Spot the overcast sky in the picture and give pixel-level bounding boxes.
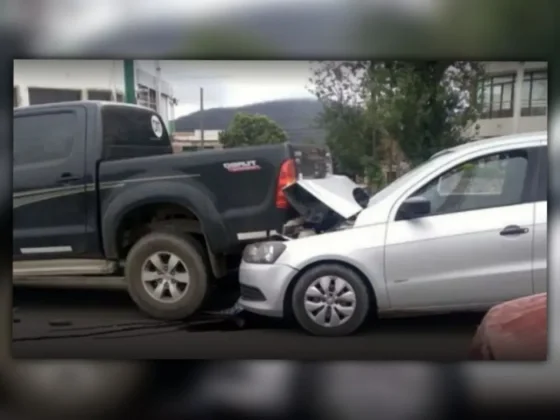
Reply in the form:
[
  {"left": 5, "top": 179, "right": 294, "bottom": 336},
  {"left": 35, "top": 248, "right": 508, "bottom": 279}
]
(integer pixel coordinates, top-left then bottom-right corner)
[{"left": 136, "top": 60, "right": 316, "bottom": 117}]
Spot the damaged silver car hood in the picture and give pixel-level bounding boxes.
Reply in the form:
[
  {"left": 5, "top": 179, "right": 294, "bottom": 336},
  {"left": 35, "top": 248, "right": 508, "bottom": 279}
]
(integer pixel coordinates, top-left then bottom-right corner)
[{"left": 284, "top": 175, "right": 365, "bottom": 219}]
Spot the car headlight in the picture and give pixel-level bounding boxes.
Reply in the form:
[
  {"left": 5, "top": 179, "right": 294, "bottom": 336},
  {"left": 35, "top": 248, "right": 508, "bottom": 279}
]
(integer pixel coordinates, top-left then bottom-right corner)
[{"left": 242, "top": 241, "right": 287, "bottom": 264}]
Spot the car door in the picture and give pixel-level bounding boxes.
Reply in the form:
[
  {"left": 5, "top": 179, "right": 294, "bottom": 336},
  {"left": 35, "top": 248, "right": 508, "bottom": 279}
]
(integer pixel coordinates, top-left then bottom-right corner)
[
  {"left": 13, "top": 107, "right": 88, "bottom": 260},
  {"left": 384, "top": 145, "right": 539, "bottom": 310},
  {"left": 532, "top": 145, "right": 547, "bottom": 293}
]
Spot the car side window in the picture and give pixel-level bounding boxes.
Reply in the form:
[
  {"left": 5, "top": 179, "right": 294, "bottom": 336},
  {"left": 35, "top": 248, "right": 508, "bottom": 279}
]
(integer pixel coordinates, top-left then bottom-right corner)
[
  {"left": 408, "top": 149, "right": 530, "bottom": 217},
  {"left": 536, "top": 146, "right": 547, "bottom": 202},
  {"left": 14, "top": 112, "right": 76, "bottom": 166}
]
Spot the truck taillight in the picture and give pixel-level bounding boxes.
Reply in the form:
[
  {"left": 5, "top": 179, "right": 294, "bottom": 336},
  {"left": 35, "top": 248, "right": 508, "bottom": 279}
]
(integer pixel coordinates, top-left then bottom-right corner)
[{"left": 276, "top": 159, "right": 297, "bottom": 209}]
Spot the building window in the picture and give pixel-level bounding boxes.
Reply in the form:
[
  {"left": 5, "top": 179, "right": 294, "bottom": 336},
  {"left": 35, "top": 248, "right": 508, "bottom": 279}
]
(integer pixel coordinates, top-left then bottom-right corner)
[
  {"left": 13, "top": 86, "right": 19, "bottom": 107},
  {"left": 149, "top": 88, "right": 157, "bottom": 111},
  {"left": 136, "top": 84, "right": 149, "bottom": 107},
  {"left": 136, "top": 84, "right": 157, "bottom": 111},
  {"left": 478, "top": 74, "right": 515, "bottom": 119},
  {"left": 87, "top": 89, "right": 112, "bottom": 101},
  {"left": 28, "top": 87, "right": 82, "bottom": 105},
  {"left": 521, "top": 71, "right": 547, "bottom": 117}
]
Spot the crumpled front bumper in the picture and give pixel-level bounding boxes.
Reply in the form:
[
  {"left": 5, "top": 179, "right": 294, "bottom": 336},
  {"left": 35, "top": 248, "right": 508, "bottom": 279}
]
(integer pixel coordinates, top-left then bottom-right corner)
[{"left": 237, "top": 262, "right": 298, "bottom": 318}]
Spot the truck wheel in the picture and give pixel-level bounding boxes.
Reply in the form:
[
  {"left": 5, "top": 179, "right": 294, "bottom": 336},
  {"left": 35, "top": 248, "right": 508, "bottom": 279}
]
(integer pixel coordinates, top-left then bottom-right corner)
[
  {"left": 291, "top": 264, "right": 370, "bottom": 336},
  {"left": 125, "top": 232, "right": 208, "bottom": 320}
]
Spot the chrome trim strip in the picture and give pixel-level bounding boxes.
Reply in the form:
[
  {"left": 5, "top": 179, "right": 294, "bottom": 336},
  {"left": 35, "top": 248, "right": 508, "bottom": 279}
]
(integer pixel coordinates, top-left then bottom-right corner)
[{"left": 20, "top": 246, "right": 73, "bottom": 254}]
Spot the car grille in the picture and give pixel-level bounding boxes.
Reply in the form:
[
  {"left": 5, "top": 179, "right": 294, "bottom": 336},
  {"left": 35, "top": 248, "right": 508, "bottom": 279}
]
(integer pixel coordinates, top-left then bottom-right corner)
[{"left": 240, "top": 285, "right": 266, "bottom": 302}]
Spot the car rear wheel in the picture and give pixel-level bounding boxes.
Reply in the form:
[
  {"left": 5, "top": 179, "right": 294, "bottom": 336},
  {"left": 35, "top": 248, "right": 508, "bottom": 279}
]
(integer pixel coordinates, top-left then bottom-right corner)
[
  {"left": 291, "top": 264, "right": 370, "bottom": 336},
  {"left": 125, "top": 231, "right": 208, "bottom": 320}
]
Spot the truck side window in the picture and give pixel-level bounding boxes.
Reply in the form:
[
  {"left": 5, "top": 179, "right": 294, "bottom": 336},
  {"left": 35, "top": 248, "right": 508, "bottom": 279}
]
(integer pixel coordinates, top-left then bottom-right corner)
[
  {"left": 409, "top": 149, "right": 530, "bottom": 217},
  {"left": 13, "top": 112, "right": 76, "bottom": 166}
]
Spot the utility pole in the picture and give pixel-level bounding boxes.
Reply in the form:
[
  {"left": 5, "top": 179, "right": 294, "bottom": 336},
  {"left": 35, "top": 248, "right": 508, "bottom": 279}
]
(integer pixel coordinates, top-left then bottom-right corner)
[
  {"left": 124, "top": 60, "right": 136, "bottom": 104},
  {"left": 169, "top": 98, "right": 177, "bottom": 134},
  {"left": 199, "top": 87, "right": 205, "bottom": 150},
  {"left": 155, "top": 60, "right": 161, "bottom": 114}
]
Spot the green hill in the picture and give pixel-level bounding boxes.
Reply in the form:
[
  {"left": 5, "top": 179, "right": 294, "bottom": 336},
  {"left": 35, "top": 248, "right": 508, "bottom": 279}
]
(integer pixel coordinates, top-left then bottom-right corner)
[{"left": 173, "top": 98, "right": 326, "bottom": 144}]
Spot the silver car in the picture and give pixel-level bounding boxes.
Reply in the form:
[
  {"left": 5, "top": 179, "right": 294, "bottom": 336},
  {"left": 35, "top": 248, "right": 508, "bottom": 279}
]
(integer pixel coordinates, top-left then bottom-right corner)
[{"left": 238, "top": 132, "right": 548, "bottom": 336}]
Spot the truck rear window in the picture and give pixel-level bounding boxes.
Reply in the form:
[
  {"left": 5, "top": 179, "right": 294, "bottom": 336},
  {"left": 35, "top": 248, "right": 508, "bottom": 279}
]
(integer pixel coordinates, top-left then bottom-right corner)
[{"left": 101, "top": 105, "right": 172, "bottom": 160}]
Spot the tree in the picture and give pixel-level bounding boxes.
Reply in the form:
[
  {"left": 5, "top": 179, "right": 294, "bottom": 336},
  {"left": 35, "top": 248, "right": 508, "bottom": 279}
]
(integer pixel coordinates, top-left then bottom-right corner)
[
  {"left": 309, "top": 60, "right": 484, "bottom": 186},
  {"left": 308, "top": 61, "right": 373, "bottom": 179},
  {"left": 219, "top": 112, "right": 288, "bottom": 148},
  {"left": 365, "top": 61, "right": 484, "bottom": 166}
]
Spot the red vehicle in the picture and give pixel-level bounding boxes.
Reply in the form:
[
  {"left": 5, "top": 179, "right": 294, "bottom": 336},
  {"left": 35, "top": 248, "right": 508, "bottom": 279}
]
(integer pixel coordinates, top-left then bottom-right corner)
[{"left": 469, "top": 293, "right": 547, "bottom": 360}]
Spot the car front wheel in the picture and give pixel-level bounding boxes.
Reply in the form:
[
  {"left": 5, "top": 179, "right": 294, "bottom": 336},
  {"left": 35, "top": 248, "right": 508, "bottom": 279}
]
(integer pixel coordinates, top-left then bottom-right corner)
[{"left": 291, "top": 264, "right": 371, "bottom": 336}]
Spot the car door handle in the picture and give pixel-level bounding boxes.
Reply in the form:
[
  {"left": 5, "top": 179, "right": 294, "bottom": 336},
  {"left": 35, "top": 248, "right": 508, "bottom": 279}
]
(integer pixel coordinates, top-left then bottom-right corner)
[
  {"left": 500, "top": 225, "right": 529, "bottom": 236},
  {"left": 57, "top": 173, "right": 80, "bottom": 184}
]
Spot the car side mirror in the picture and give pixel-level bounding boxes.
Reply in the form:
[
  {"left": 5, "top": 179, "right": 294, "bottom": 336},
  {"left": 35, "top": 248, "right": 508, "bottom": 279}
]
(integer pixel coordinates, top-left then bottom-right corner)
[
  {"left": 398, "top": 196, "right": 431, "bottom": 220},
  {"left": 352, "top": 187, "right": 370, "bottom": 209}
]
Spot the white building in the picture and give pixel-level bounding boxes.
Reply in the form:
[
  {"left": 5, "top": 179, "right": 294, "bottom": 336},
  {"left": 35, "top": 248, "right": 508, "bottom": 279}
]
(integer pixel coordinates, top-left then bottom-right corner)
[
  {"left": 13, "top": 60, "right": 178, "bottom": 130},
  {"left": 469, "top": 61, "right": 547, "bottom": 139},
  {"left": 172, "top": 130, "right": 223, "bottom": 152}
]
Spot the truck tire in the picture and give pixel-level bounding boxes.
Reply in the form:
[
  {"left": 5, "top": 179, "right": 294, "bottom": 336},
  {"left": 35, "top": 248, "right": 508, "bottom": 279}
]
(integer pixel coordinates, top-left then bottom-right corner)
[
  {"left": 125, "top": 231, "right": 208, "bottom": 320},
  {"left": 291, "top": 263, "right": 370, "bottom": 336}
]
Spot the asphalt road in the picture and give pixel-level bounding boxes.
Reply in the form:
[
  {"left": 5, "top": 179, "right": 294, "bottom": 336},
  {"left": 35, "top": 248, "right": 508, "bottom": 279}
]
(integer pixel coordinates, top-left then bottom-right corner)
[{"left": 12, "top": 287, "right": 484, "bottom": 360}]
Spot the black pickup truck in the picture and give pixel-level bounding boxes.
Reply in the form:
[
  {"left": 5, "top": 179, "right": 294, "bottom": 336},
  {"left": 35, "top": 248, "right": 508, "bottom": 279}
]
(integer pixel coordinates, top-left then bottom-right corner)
[{"left": 13, "top": 101, "right": 332, "bottom": 319}]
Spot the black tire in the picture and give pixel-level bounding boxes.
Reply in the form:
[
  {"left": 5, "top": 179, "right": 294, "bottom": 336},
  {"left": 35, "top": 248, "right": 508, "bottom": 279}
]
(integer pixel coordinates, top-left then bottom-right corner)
[
  {"left": 125, "top": 231, "right": 208, "bottom": 320},
  {"left": 291, "top": 264, "right": 371, "bottom": 336}
]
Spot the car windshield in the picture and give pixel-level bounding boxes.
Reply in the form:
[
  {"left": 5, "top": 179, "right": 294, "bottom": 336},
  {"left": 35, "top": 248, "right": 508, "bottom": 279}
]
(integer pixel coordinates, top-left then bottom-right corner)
[{"left": 366, "top": 150, "right": 456, "bottom": 208}]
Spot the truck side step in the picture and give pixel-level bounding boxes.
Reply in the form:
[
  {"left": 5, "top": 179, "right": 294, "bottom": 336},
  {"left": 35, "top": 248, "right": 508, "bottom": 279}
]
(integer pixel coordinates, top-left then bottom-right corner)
[
  {"left": 13, "top": 259, "right": 118, "bottom": 277},
  {"left": 13, "top": 275, "right": 126, "bottom": 289}
]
